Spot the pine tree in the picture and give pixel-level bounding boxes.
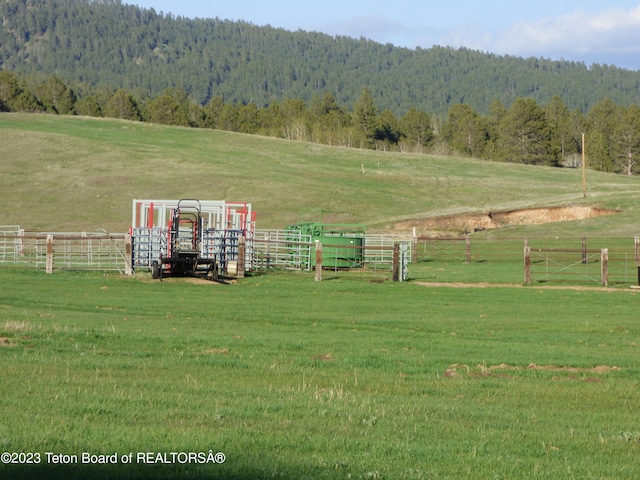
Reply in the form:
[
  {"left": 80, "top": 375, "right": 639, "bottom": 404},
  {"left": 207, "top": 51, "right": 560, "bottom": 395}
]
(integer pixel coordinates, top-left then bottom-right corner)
[
  {"left": 498, "top": 98, "right": 549, "bottom": 165},
  {"left": 442, "top": 103, "right": 485, "bottom": 157},
  {"left": 587, "top": 98, "right": 618, "bottom": 172},
  {"left": 611, "top": 105, "right": 640, "bottom": 175},
  {"left": 544, "top": 96, "right": 576, "bottom": 166},
  {"left": 399, "top": 107, "right": 432, "bottom": 152},
  {"left": 104, "top": 89, "right": 141, "bottom": 121},
  {"left": 352, "top": 87, "right": 379, "bottom": 148},
  {"left": 34, "top": 76, "right": 76, "bottom": 114}
]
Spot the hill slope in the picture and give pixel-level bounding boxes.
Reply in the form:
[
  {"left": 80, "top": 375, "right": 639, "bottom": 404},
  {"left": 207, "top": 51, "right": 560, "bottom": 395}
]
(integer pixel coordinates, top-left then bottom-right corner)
[
  {"left": 2, "top": 113, "right": 640, "bottom": 237},
  {"left": 2, "top": 0, "right": 640, "bottom": 116}
]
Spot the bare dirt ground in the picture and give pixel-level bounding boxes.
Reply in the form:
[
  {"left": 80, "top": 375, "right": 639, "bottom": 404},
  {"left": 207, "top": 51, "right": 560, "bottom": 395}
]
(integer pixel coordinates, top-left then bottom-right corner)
[
  {"left": 444, "top": 362, "right": 621, "bottom": 379},
  {"left": 412, "top": 282, "right": 621, "bottom": 291},
  {"left": 140, "top": 277, "right": 235, "bottom": 285},
  {"left": 392, "top": 205, "right": 620, "bottom": 236}
]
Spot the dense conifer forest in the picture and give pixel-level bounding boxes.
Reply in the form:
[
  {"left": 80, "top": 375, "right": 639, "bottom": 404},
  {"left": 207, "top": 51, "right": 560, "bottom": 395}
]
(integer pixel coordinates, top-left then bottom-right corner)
[{"left": 2, "top": 0, "right": 640, "bottom": 174}]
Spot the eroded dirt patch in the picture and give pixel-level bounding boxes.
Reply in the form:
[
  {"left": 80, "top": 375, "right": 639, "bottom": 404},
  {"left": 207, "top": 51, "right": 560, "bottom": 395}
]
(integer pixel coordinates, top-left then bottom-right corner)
[
  {"left": 394, "top": 206, "right": 620, "bottom": 236},
  {"left": 445, "top": 362, "right": 620, "bottom": 379},
  {"left": 0, "top": 337, "right": 15, "bottom": 347},
  {"left": 201, "top": 348, "right": 229, "bottom": 355},
  {"left": 413, "top": 282, "right": 617, "bottom": 291}
]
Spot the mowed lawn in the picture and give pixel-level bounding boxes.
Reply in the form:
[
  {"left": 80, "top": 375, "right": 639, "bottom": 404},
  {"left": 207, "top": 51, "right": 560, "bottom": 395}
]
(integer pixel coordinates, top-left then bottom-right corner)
[{"left": 1, "top": 268, "right": 639, "bottom": 479}]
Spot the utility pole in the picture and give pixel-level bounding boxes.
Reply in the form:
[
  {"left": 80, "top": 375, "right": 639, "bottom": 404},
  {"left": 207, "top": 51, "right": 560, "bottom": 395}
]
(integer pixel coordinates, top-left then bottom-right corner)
[{"left": 582, "top": 132, "right": 587, "bottom": 198}]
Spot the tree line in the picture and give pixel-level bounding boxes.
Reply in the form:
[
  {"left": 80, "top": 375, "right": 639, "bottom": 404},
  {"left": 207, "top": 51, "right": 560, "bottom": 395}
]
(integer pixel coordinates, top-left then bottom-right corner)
[
  {"left": 1, "top": 71, "right": 638, "bottom": 175},
  {"left": 3, "top": 0, "right": 640, "bottom": 119}
]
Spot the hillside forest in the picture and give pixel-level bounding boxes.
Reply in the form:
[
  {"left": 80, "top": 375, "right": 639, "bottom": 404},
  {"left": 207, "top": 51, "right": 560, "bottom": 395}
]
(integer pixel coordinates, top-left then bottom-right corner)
[{"left": 1, "top": 0, "right": 640, "bottom": 174}]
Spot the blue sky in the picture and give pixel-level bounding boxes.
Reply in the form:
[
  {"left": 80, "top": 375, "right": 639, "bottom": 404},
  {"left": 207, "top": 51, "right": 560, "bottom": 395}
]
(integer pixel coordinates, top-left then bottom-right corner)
[{"left": 133, "top": 1, "right": 640, "bottom": 70}]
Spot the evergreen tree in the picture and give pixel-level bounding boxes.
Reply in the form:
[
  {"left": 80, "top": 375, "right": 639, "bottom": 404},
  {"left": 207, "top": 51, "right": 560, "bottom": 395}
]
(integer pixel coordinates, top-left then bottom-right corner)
[
  {"left": 587, "top": 98, "right": 617, "bottom": 172},
  {"left": 442, "top": 103, "right": 486, "bottom": 157},
  {"left": 218, "top": 103, "right": 239, "bottom": 132},
  {"left": 0, "top": 71, "right": 20, "bottom": 111},
  {"left": 237, "top": 102, "right": 260, "bottom": 134},
  {"left": 146, "top": 92, "right": 190, "bottom": 126},
  {"left": 4, "top": 0, "right": 640, "bottom": 119},
  {"left": 257, "top": 101, "right": 284, "bottom": 137},
  {"left": 569, "top": 108, "right": 587, "bottom": 167},
  {"left": 544, "top": 96, "right": 576, "bottom": 166},
  {"left": 399, "top": 107, "right": 432, "bottom": 152},
  {"left": 34, "top": 75, "right": 76, "bottom": 114},
  {"left": 309, "top": 93, "right": 350, "bottom": 145},
  {"left": 352, "top": 87, "right": 379, "bottom": 148},
  {"left": 497, "top": 98, "right": 550, "bottom": 165},
  {"left": 74, "top": 95, "right": 102, "bottom": 117},
  {"left": 104, "top": 88, "right": 141, "bottom": 121},
  {"left": 203, "top": 96, "right": 225, "bottom": 129},
  {"left": 611, "top": 105, "right": 640, "bottom": 175},
  {"left": 482, "top": 100, "right": 507, "bottom": 160},
  {"left": 587, "top": 130, "right": 613, "bottom": 172}
]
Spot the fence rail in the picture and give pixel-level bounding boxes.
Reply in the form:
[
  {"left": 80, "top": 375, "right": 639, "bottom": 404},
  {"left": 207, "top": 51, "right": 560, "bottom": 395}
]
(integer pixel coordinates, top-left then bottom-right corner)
[
  {"left": 0, "top": 231, "right": 131, "bottom": 273},
  {"left": 251, "top": 230, "right": 412, "bottom": 272},
  {"left": 415, "top": 235, "right": 640, "bottom": 286},
  {"left": 525, "top": 237, "right": 640, "bottom": 286},
  {"left": 3, "top": 225, "right": 639, "bottom": 286}
]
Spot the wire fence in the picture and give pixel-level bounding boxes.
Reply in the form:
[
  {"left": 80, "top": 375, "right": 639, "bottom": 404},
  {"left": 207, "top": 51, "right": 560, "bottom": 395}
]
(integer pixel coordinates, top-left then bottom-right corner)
[
  {"left": 3, "top": 224, "right": 639, "bottom": 286},
  {"left": 414, "top": 236, "right": 640, "bottom": 286}
]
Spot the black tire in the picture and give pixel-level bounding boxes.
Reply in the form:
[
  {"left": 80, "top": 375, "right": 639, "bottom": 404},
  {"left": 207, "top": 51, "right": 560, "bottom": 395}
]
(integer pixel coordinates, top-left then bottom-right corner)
[{"left": 151, "top": 261, "right": 160, "bottom": 279}]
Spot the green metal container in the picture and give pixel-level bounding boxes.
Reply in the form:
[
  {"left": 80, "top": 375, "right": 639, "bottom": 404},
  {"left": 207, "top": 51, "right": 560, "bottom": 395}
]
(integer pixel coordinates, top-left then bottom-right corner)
[
  {"left": 317, "top": 234, "right": 364, "bottom": 268},
  {"left": 286, "top": 222, "right": 365, "bottom": 269}
]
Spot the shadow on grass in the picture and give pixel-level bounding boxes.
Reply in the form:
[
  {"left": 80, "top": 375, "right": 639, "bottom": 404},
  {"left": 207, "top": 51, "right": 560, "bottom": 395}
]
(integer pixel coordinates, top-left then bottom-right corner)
[{"left": 2, "top": 463, "right": 274, "bottom": 480}]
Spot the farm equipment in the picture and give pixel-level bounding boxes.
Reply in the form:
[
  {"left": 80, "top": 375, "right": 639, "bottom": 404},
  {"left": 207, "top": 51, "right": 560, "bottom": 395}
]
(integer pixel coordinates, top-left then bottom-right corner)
[{"left": 151, "top": 199, "right": 219, "bottom": 281}]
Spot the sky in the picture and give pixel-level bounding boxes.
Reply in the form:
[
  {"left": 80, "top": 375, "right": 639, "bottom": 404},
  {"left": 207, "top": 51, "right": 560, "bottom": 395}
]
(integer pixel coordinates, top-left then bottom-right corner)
[{"left": 133, "top": 1, "right": 640, "bottom": 70}]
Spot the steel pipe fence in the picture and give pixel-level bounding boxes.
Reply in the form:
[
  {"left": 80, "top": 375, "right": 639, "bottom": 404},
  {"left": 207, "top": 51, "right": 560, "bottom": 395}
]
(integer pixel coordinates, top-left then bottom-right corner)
[
  {"left": 251, "top": 230, "right": 412, "bottom": 272},
  {"left": 0, "top": 231, "right": 130, "bottom": 273},
  {"left": 252, "top": 230, "right": 313, "bottom": 270},
  {"left": 3, "top": 224, "right": 639, "bottom": 286}
]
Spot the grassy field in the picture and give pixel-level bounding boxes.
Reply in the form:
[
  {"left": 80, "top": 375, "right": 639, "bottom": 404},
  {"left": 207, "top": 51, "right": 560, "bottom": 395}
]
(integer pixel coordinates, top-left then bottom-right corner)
[
  {"left": 1, "top": 113, "right": 640, "bottom": 479},
  {"left": 2, "top": 113, "right": 640, "bottom": 237},
  {"left": 1, "top": 268, "right": 639, "bottom": 479}
]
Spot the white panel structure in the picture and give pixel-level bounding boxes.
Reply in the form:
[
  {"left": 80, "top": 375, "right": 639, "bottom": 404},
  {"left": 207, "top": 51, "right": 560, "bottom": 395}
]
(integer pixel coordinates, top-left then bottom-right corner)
[{"left": 130, "top": 199, "right": 255, "bottom": 273}]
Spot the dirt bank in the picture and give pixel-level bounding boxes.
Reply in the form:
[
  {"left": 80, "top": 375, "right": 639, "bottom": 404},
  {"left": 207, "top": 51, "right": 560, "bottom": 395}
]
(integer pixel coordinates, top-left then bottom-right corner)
[{"left": 392, "top": 206, "right": 620, "bottom": 236}]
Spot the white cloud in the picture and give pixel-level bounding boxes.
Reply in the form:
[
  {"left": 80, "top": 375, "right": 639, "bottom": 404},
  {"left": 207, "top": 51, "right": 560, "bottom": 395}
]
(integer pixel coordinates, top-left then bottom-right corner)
[{"left": 440, "top": 6, "right": 640, "bottom": 67}]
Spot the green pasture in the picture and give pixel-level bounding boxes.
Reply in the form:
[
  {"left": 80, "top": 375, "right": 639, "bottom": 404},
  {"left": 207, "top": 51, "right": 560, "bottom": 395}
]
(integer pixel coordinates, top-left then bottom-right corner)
[
  {"left": 2, "top": 113, "right": 640, "bottom": 237},
  {"left": 1, "top": 113, "right": 640, "bottom": 478},
  {"left": 1, "top": 268, "right": 639, "bottom": 479}
]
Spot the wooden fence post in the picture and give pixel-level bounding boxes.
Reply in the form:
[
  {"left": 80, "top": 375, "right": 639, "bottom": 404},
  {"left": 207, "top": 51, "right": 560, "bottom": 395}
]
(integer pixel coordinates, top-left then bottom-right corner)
[
  {"left": 46, "top": 234, "right": 54, "bottom": 274},
  {"left": 412, "top": 227, "right": 417, "bottom": 263},
  {"left": 266, "top": 231, "right": 272, "bottom": 268},
  {"left": 315, "top": 242, "right": 322, "bottom": 282},
  {"left": 524, "top": 245, "right": 531, "bottom": 285},
  {"left": 237, "top": 236, "right": 246, "bottom": 278},
  {"left": 465, "top": 236, "right": 471, "bottom": 264},
  {"left": 19, "top": 228, "right": 25, "bottom": 256},
  {"left": 601, "top": 248, "right": 608, "bottom": 286},
  {"left": 124, "top": 234, "right": 133, "bottom": 275},
  {"left": 582, "top": 237, "right": 587, "bottom": 264},
  {"left": 392, "top": 243, "right": 400, "bottom": 282}
]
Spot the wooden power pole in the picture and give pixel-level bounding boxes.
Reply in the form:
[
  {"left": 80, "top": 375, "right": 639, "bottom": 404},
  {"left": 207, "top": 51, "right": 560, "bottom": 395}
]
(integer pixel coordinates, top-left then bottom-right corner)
[{"left": 582, "top": 132, "right": 586, "bottom": 198}]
